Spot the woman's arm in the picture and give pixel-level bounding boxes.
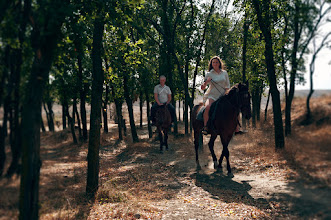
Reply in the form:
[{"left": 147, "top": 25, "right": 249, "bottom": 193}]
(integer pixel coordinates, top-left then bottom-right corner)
[{"left": 201, "top": 77, "right": 212, "bottom": 90}]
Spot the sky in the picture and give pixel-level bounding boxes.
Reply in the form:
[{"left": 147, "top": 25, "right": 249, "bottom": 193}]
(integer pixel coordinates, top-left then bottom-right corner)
[{"left": 296, "top": 37, "right": 331, "bottom": 90}]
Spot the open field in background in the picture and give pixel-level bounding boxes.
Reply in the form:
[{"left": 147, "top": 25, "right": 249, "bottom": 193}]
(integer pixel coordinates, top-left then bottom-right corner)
[{"left": 0, "top": 91, "right": 330, "bottom": 219}]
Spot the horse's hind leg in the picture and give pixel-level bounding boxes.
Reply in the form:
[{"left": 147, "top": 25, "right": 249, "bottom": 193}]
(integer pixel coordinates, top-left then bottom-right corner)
[
  {"left": 158, "top": 129, "right": 164, "bottom": 152},
  {"left": 208, "top": 134, "right": 218, "bottom": 170},
  {"left": 164, "top": 129, "right": 169, "bottom": 150},
  {"left": 193, "top": 128, "right": 201, "bottom": 170}
]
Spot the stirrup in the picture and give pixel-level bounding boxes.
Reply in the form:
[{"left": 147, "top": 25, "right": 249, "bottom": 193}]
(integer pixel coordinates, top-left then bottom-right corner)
[{"left": 201, "top": 126, "right": 208, "bottom": 135}]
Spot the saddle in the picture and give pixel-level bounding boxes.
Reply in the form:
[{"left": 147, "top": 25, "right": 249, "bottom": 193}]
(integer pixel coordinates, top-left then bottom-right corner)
[{"left": 196, "top": 101, "right": 220, "bottom": 130}]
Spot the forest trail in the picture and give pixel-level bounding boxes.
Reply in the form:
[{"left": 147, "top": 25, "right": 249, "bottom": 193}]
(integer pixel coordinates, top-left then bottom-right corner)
[
  {"left": 1, "top": 95, "right": 331, "bottom": 219},
  {"left": 87, "top": 124, "right": 331, "bottom": 219}
]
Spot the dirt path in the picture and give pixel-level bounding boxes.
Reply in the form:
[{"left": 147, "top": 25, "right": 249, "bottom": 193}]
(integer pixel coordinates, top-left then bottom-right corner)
[
  {"left": 1, "top": 124, "right": 330, "bottom": 219},
  {"left": 88, "top": 126, "right": 331, "bottom": 219}
]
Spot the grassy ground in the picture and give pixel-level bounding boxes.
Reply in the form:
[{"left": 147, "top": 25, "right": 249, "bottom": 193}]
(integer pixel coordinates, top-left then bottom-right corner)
[{"left": 0, "top": 94, "right": 330, "bottom": 219}]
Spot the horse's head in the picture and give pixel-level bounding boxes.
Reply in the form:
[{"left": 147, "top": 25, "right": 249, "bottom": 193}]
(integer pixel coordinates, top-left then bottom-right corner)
[{"left": 237, "top": 81, "right": 252, "bottom": 120}]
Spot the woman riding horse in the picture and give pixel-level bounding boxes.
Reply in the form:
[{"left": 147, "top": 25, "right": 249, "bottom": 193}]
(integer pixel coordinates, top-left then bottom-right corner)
[
  {"left": 192, "top": 81, "right": 252, "bottom": 174},
  {"left": 201, "top": 56, "right": 241, "bottom": 135}
]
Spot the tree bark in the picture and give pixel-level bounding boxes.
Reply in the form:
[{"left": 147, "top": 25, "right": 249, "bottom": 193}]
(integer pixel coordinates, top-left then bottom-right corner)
[
  {"left": 252, "top": 0, "right": 284, "bottom": 149},
  {"left": 139, "top": 90, "right": 143, "bottom": 128},
  {"left": 103, "top": 84, "right": 109, "bottom": 133},
  {"left": 86, "top": 14, "right": 105, "bottom": 198},
  {"left": 123, "top": 71, "right": 139, "bottom": 142},
  {"left": 19, "top": 15, "right": 62, "bottom": 220},
  {"left": 145, "top": 89, "right": 153, "bottom": 138}
]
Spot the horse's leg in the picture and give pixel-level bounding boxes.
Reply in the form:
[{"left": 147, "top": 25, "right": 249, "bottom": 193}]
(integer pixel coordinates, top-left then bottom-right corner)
[
  {"left": 208, "top": 134, "right": 218, "bottom": 170},
  {"left": 198, "top": 133, "right": 203, "bottom": 151},
  {"left": 193, "top": 127, "right": 202, "bottom": 170},
  {"left": 219, "top": 135, "right": 233, "bottom": 175},
  {"left": 164, "top": 129, "right": 169, "bottom": 150},
  {"left": 158, "top": 128, "right": 163, "bottom": 152},
  {"left": 223, "top": 144, "right": 231, "bottom": 175}
]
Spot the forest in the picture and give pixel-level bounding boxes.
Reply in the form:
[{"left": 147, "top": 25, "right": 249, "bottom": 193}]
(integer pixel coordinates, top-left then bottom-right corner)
[{"left": 0, "top": 0, "right": 331, "bottom": 219}]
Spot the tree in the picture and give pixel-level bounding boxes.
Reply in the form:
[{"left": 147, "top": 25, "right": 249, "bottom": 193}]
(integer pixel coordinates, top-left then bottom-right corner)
[
  {"left": 86, "top": 10, "right": 105, "bottom": 198},
  {"left": 285, "top": 0, "right": 331, "bottom": 135},
  {"left": 251, "top": 0, "right": 285, "bottom": 149},
  {"left": 306, "top": 32, "right": 331, "bottom": 121},
  {"left": 19, "top": 1, "right": 74, "bottom": 218}
]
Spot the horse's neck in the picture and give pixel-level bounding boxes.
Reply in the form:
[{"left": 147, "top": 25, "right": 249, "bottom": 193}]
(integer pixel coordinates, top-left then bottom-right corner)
[{"left": 226, "top": 92, "right": 240, "bottom": 108}]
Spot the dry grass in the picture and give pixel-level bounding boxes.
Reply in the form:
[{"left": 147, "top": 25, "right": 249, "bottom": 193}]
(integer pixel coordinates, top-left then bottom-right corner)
[{"left": 0, "top": 94, "right": 330, "bottom": 219}]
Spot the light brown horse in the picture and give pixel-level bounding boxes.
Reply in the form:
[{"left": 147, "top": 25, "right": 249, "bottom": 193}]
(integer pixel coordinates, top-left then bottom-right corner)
[
  {"left": 192, "top": 82, "right": 252, "bottom": 174},
  {"left": 155, "top": 104, "right": 172, "bottom": 152}
]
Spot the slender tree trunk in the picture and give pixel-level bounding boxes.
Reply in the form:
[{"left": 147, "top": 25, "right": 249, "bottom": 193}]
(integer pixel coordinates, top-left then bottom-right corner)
[
  {"left": 86, "top": 14, "right": 104, "bottom": 198},
  {"left": 103, "top": 85, "right": 109, "bottom": 133},
  {"left": 0, "top": 47, "right": 11, "bottom": 176},
  {"left": 264, "top": 90, "right": 271, "bottom": 121},
  {"left": 242, "top": 16, "right": 249, "bottom": 130},
  {"left": 145, "top": 89, "right": 152, "bottom": 138},
  {"left": 285, "top": 2, "right": 300, "bottom": 136},
  {"left": 111, "top": 84, "right": 123, "bottom": 140},
  {"left": 306, "top": 33, "right": 331, "bottom": 121},
  {"left": 139, "top": 90, "right": 143, "bottom": 128},
  {"left": 62, "top": 103, "right": 67, "bottom": 130},
  {"left": 191, "top": 0, "right": 215, "bottom": 105},
  {"left": 76, "top": 40, "right": 88, "bottom": 141},
  {"left": 252, "top": 0, "right": 284, "bottom": 149},
  {"left": 74, "top": 102, "right": 82, "bottom": 139},
  {"left": 19, "top": 15, "right": 62, "bottom": 220},
  {"left": 123, "top": 72, "right": 139, "bottom": 142}
]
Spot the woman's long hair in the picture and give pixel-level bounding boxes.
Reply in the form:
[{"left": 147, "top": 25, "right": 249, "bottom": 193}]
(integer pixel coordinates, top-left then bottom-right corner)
[{"left": 208, "top": 56, "right": 225, "bottom": 71}]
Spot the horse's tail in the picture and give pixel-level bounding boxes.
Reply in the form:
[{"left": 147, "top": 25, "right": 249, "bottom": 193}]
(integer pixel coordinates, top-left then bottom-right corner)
[{"left": 191, "top": 103, "right": 204, "bottom": 123}]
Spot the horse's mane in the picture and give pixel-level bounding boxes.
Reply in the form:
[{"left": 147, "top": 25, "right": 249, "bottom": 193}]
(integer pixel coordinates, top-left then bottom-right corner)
[{"left": 215, "top": 83, "right": 239, "bottom": 103}]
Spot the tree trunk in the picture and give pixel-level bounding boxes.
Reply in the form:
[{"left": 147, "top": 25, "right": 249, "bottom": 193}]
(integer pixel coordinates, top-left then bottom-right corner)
[
  {"left": 86, "top": 14, "right": 104, "bottom": 198},
  {"left": 242, "top": 15, "right": 249, "bottom": 130},
  {"left": 19, "top": 15, "right": 62, "bottom": 220},
  {"left": 285, "top": 2, "right": 300, "bottom": 136},
  {"left": 62, "top": 103, "right": 67, "bottom": 130},
  {"left": 264, "top": 89, "right": 271, "bottom": 122},
  {"left": 111, "top": 84, "right": 123, "bottom": 140},
  {"left": 103, "top": 84, "right": 109, "bottom": 133},
  {"left": 75, "top": 39, "right": 88, "bottom": 141},
  {"left": 145, "top": 89, "right": 152, "bottom": 138},
  {"left": 252, "top": 0, "right": 284, "bottom": 149},
  {"left": 0, "top": 47, "right": 11, "bottom": 176},
  {"left": 139, "top": 90, "right": 143, "bottom": 128},
  {"left": 123, "top": 72, "right": 139, "bottom": 142},
  {"left": 74, "top": 101, "right": 82, "bottom": 139},
  {"left": 43, "top": 102, "right": 54, "bottom": 132}
]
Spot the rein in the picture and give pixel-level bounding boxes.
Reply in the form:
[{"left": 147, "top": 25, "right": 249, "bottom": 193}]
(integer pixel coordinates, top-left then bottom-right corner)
[{"left": 210, "top": 79, "right": 226, "bottom": 94}]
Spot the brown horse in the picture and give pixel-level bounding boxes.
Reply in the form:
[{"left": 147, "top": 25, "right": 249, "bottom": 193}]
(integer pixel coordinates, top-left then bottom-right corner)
[
  {"left": 192, "top": 82, "right": 252, "bottom": 174},
  {"left": 155, "top": 104, "right": 172, "bottom": 152}
]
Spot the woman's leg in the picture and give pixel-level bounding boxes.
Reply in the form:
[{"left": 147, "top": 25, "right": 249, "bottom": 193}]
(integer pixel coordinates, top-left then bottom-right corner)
[{"left": 203, "top": 98, "right": 215, "bottom": 127}]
